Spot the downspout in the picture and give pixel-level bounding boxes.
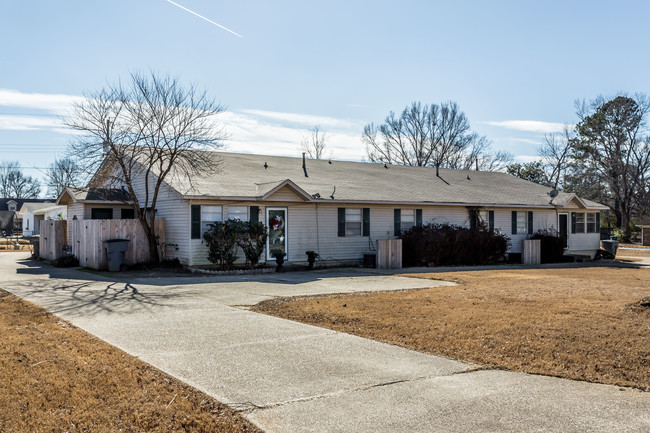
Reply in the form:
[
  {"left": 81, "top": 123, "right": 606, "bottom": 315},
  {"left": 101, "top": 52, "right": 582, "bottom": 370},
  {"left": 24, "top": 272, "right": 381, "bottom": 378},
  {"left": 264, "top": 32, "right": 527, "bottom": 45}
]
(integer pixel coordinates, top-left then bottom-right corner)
[{"left": 315, "top": 202, "right": 321, "bottom": 256}]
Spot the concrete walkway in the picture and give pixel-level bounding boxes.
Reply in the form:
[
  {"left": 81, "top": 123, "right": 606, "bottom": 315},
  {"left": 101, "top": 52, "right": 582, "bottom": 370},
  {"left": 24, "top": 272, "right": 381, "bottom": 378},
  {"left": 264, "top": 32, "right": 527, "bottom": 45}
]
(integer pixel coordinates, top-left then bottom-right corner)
[{"left": 1, "top": 253, "right": 649, "bottom": 432}]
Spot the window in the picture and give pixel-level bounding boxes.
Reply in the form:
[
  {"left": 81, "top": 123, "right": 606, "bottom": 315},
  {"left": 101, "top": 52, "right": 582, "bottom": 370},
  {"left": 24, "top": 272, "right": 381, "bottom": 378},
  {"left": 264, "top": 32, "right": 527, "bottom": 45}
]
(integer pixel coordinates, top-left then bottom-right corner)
[
  {"left": 201, "top": 205, "right": 222, "bottom": 234},
  {"left": 401, "top": 209, "right": 415, "bottom": 232},
  {"left": 121, "top": 208, "right": 135, "bottom": 219},
  {"left": 345, "top": 208, "right": 362, "bottom": 236},
  {"left": 480, "top": 210, "right": 495, "bottom": 231},
  {"left": 91, "top": 208, "right": 113, "bottom": 220},
  {"left": 575, "top": 212, "right": 585, "bottom": 233},
  {"left": 8, "top": 203, "right": 16, "bottom": 211},
  {"left": 228, "top": 206, "right": 248, "bottom": 221},
  {"left": 586, "top": 213, "right": 597, "bottom": 233},
  {"left": 517, "top": 212, "right": 527, "bottom": 234}
]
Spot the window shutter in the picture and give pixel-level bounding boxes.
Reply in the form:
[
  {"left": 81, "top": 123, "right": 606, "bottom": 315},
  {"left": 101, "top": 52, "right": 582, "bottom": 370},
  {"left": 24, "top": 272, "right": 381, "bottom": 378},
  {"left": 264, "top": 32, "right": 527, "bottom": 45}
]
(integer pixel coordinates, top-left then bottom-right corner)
[
  {"left": 596, "top": 212, "right": 601, "bottom": 234},
  {"left": 338, "top": 208, "right": 346, "bottom": 237},
  {"left": 488, "top": 210, "right": 494, "bottom": 231},
  {"left": 249, "top": 206, "right": 259, "bottom": 224},
  {"left": 528, "top": 211, "right": 534, "bottom": 235},
  {"left": 362, "top": 208, "right": 370, "bottom": 237},
  {"left": 191, "top": 205, "right": 201, "bottom": 239},
  {"left": 394, "top": 209, "right": 401, "bottom": 236},
  {"left": 571, "top": 212, "right": 576, "bottom": 234},
  {"left": 511, "top": 211, "right": 517, "bottom": 235},
  {"left": 416, "top": 209, "right": 423, "bottom": 228}
]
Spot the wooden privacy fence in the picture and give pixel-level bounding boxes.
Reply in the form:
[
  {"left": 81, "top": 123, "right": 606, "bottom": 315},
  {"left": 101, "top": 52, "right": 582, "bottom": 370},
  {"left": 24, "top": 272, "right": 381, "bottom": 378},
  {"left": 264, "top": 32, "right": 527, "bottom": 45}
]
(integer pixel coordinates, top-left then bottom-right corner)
[
  {"left": 40, "top": 220, "right": 67, "bottom": 261},
  {"left": 71, "top": 219, "right": 164, "bottom": 270},
  {"left": 376, "top": 239, "right": 402, "bottom": 269},
  {"left": 522, "top": 239, "right": 541, "bottom": 265}
]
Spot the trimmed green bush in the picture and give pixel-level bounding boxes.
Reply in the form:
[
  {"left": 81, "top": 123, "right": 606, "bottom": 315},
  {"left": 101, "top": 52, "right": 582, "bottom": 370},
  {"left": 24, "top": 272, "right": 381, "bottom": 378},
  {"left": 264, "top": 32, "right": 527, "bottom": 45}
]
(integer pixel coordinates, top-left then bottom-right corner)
[
  {"left": 203, "top": 220, "right": 268, "bottom": 270},
  {"left": 400, "top": 223, "right": 510, "bottom": 267}
]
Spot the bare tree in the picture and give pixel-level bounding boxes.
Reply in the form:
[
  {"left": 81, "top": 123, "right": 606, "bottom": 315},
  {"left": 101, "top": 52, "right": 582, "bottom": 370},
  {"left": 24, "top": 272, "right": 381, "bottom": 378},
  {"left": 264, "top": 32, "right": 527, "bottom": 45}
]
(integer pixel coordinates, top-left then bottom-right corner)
[
  {"left": 66, "top": 71, "right": 226, "bottom": 263},
  {"left": 363, "top": 101, "right": 503, "bottom": 170},
  {"left": 300, "top": 125, "right": 329, "bottom": 159},
  {"left": 45, "top": 157, "right": 83, "bottom": 198},
  {"left": 0, "top": 161, "right": 42, "bottom": 198},
  {"left": 538, "top": 125, "right": 574, "bottom": 189}
]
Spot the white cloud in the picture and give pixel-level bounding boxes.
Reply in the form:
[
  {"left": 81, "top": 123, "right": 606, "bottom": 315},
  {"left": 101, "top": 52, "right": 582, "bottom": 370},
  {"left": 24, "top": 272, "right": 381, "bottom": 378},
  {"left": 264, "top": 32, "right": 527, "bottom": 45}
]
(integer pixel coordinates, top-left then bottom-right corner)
[
  {"left": 514, "top": 154, "right": 542, "bottom": 163},
  {"left": 217, "top": 111, "right": 365, "bottom": 160},
  {"left": 0, "top": 114, "right": 63, "bottom": 131},
  {"left": 0, "top": 89, "right": 82, "bottom": 114},
  {"left": 482, "top": 120, "right": 567, "bottom": 133},
  {"left": 239, "top": 109, "right": 361, "bottom": 130}
]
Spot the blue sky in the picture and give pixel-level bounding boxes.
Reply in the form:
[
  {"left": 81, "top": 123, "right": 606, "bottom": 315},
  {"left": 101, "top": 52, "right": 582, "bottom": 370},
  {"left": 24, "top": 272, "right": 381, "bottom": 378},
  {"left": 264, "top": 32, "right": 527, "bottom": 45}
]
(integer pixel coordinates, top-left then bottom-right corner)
[{"left": 1, "top": 1, "right": 649, "bottom": 185}]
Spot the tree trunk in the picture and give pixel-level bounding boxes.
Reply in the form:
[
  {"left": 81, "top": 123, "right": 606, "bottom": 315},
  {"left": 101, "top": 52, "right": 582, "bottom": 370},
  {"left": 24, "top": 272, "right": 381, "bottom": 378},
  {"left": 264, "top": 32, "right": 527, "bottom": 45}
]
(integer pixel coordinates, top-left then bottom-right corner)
[{"left": 139, "top": 217, "right": 160, "bottom": 264}]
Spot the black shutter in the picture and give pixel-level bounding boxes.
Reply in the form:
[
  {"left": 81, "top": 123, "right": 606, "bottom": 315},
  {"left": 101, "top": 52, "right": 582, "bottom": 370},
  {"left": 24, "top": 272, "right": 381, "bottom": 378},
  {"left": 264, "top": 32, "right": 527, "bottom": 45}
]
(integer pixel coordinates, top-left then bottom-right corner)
[
  {"left": 571, "top": 212, "right": 576, "bottom": 234},
  {"left": 191, "top": 205, "right": 201, "bottom": 239},
  {"left": 338, "top": 208, "right": 346, "bottom": 237},
  {"left": 250, "top": 206, "right": 259, "bottom": 224},
  {"left": 511, "top": 211, "right": 517, "bottom": 235},
  {"left": 362, "top": 208, "right": 370, "bottom": 237},
  {"left": 416, "top": 209, "right": 423, "bottom": 227},
  {"left": 596, "top": 212, "right": 601, "bottom": 234},
  {"left": 394, "top": 209, "right": 401, "bottom": 236},
  {"left": 528, "top": 211, "right": 534, "bottom": 235},
  {"left": 488, "top": 210, "right": 494, "bottom": 231}
]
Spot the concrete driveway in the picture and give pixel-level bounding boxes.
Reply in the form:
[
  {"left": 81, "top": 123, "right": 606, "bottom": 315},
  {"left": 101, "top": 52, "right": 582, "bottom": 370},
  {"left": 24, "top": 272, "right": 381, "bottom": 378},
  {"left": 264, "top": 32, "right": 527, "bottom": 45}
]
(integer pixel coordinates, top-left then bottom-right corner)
[{"left": 1, "top": 253, "right": 649, "bottom": 433}]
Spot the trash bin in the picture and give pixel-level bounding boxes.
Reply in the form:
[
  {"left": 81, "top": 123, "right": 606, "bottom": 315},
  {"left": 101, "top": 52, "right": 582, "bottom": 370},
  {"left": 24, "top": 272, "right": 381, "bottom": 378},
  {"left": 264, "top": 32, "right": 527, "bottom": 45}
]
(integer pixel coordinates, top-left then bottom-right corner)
[{"left": 104, "top": 239, "right": 130, "bottom": 272}]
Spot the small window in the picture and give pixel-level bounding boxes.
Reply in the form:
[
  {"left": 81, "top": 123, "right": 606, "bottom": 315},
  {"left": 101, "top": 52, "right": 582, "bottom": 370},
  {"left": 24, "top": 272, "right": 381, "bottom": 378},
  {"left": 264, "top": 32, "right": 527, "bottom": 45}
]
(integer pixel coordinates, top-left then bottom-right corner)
[
  {"left": 517, "top": 212, "right": 527, "bottom": 234},
  {"left": 401, "top": 209, "right": 415, "bottom": 232},
  {"left": 91, "top": 208, "right": 113, "bottom": 220},
  {"left": 586, "top": 213, "right": 596, "bottom": 233},
  {"left": 228, "top": 206, "right": 248, "bottom": 221},
  {"left": 8, "top": 204, "right": 16, "bottom": 211},
  {"left": 121, "top": 208, "right": 135, "bottom": 219},
  {"left": 345, "top": 208, "right": 362, "bottom": 236},
  {"left": 201, "top": 205, "right": 223, "bottom": 234},
  {"left": 576, "top": 212, "right": 586, "bottom": 233}
]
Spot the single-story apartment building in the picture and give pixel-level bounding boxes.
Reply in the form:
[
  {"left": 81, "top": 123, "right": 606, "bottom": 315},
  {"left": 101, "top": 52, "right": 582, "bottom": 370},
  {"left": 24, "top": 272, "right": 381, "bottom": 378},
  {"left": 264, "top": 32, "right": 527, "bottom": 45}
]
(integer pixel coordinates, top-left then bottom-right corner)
[
  {"left": 19, "top": 202, "right": 61, "bottom": 236},
  {"left": 56, "top": 151, "right": 608, "bottom": 266}
]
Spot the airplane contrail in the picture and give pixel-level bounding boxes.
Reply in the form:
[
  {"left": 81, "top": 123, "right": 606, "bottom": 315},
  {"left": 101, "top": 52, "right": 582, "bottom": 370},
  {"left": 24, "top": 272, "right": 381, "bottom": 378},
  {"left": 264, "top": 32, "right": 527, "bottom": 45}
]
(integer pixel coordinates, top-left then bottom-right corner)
[{"left": 165, "top": 0, "right": 243, "bottom": 38}]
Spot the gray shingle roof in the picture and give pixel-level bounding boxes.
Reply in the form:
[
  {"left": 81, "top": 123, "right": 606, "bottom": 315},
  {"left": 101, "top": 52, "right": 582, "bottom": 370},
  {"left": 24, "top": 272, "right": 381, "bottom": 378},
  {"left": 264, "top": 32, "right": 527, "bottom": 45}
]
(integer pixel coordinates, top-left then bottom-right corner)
[
  {"left": 160, "top": 152, "right": 605, "bottom": 209},
  {"left": 63, "top": 188, "right": 131, "bottom": 202}
]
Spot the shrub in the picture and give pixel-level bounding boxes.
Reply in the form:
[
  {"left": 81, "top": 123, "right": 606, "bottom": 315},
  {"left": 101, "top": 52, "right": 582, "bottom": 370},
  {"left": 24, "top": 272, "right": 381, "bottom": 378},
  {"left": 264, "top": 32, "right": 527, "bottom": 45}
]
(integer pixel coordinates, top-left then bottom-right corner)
[
  {"left": 400, "top": 223, "right": 510, "bottom": 267},
  {"left": 238, "top": 222, "right": 268, "bottom": 268},
  {"left": 203, "top": 220, "right": 243, "bottom": 270},
  {"left": 528, "top": 228, "right": 566, "bottom": 263},
  {"left": 203, "top": 219, "right": 268, "bottom": 270}
]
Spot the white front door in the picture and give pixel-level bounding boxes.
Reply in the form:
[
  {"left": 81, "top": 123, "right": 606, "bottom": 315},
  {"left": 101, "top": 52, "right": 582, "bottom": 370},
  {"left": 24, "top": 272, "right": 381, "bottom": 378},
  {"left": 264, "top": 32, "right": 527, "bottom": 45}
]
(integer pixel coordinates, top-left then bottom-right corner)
[{"left": 266, "top": 207, "right": 287, "bottom": 260}]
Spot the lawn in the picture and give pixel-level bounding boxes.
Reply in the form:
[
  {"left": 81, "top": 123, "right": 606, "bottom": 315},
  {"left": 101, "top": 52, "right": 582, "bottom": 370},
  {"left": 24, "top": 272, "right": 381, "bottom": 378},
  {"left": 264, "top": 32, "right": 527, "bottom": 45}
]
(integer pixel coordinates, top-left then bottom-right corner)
[
  {"left": 254, "top": 266, "right": 650, "bottom": 391},
  {"left": 0, "top": 289, "right": 261, "bottom": 433}
]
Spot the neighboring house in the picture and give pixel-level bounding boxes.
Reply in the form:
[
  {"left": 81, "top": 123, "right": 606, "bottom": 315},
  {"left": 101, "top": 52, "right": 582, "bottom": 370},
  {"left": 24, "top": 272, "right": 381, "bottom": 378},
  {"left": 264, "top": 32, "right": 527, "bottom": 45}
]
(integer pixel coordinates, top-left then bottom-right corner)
[
  {"left": 56, "top": 188, "right": 133, "bottom": 243},
  {"left": 19, "top": 202, "right": 58, "bottom": 236},
  {"left": 1, "top": 198, "right": 52, "bottom": 235},
  {"left": 56, "top": 151, "right": 608, "bottom": 266}
]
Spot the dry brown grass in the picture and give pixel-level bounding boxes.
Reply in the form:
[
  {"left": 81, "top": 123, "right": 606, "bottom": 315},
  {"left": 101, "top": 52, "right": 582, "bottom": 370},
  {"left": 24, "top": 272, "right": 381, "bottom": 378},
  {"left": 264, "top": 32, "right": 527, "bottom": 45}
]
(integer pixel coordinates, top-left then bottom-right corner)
[
  {"left": 254, "top": 266, "right": 650, "bottom": 391},
  {"left": 0, "top": 289, "right": 261, "bottom": 433}
]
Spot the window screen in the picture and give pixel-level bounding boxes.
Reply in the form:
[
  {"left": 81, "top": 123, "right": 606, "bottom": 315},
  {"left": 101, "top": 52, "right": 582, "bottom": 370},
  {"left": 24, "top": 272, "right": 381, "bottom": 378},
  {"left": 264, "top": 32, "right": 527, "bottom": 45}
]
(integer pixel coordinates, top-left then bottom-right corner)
[
  {"left": 401, "top": 209, "right": 415, "bottom": 232},
  {"left": 228, "top": 206, "right": 248, "bottom": 221},
  {"left": 201, "top": 205, "right": 223, "bottom": 234},
  {"left": 576, "top": 212, "right": 586, "bottom": 233},
  {"left": 345, "top": 208, "right": 362, "bottom": 236}
]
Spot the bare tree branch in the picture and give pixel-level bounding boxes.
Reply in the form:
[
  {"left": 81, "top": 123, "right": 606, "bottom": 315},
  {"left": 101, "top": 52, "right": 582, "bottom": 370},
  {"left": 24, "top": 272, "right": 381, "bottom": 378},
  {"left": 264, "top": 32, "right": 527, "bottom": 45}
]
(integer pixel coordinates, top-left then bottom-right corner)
[
  {"left": 65, "top": 71, "right": 226, "bottom": 263},
  {"left": 300, "top": 125, "right": 329, "bottom": 159}
]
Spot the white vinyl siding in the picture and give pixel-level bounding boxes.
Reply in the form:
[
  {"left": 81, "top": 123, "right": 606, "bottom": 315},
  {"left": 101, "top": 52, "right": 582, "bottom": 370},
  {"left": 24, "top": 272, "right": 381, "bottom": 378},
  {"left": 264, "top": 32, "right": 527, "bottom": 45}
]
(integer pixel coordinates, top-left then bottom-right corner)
[{"left": 345, "top": 208, "right": 362, "bottom": 236}]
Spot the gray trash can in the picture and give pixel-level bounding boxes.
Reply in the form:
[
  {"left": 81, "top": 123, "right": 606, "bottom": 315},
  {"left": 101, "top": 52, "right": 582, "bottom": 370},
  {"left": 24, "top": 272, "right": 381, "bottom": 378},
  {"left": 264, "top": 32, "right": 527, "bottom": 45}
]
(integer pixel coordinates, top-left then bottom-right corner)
[{"left": 104, "top": 239, "right": 130, "bottom": 271}]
